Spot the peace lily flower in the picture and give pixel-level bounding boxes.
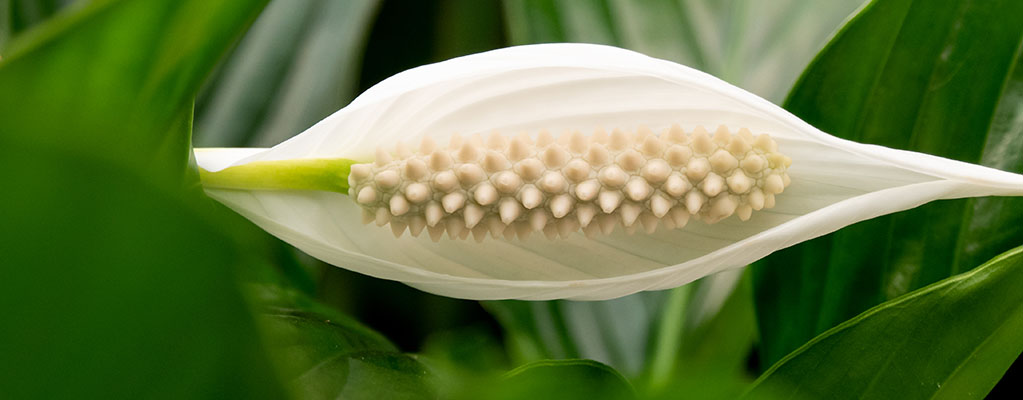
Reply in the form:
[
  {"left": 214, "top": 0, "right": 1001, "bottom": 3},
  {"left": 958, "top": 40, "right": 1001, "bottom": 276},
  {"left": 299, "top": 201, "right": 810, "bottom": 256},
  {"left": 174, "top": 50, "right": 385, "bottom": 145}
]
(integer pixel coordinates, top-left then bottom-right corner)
[{"left": 195, "top": 43, "right": 1023, "bottom": 301}]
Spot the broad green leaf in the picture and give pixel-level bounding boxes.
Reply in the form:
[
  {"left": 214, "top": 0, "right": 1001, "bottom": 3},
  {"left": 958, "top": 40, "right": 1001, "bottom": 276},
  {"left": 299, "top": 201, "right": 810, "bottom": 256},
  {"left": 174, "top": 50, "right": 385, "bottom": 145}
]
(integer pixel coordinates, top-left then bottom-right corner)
[
  {"left": 0, "top": 141, "right": 285, "bottom": 399},
  {"left": 753, "top": 0, "right": 1023, "bottom": 368},
  {"left": 254, "top": 289, "right": 438, "bottom": 400},
  {"left": 237, "top": 226, "right": 439, "bottom": 399},
  {"left": 195, "top": 0, "right": 380, "bottom": 147},
  {"left": 0, "top": 0, "right": 285, "bottom": 397},
  {"left": 745, "top": 245, "right": 1023, "bottom": 399},
  {"left": 454, "top": 359, "right": 635, "bottom": 400}
]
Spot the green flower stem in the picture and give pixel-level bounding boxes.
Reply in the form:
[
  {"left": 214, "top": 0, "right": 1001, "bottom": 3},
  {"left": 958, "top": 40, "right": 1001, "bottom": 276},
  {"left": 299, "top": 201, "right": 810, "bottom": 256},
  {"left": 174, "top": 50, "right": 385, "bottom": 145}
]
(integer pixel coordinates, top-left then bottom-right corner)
[
  {"left": 644, "top": 284, "right": 691, "bottom": 394},
  {"left": 198, "top": 158, "right": 361, "bottom": 195}
]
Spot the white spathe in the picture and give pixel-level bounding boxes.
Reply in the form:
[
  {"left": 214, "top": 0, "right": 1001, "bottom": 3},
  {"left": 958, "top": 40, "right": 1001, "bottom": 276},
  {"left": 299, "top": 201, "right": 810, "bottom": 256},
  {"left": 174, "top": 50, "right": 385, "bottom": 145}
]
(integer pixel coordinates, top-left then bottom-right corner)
[{"left": 195, "top": 43, "right": 1023, "bottom": 300}]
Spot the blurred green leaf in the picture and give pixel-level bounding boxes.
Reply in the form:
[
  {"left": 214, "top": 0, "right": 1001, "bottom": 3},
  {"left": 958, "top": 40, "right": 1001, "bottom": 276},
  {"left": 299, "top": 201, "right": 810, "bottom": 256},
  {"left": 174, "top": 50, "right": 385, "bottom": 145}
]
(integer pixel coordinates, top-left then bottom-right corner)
[
  {"left": 0, "top": 0, "right": 289, "bottom": 398},
  {"left": 195, "top": 0, "right": 380, "bottom": 147},
  {"left": 484, "top": 290, "right": 666, "bottom": 377},
  {"left": 754, "top": 0, "right": 1023, "bottom": 369},
  {"left": 484, "top": 270, "right": 757, "bottom": 388},
  {"left": 1, "top": 0, "right": 73, "bottom": 47},
  {"left": 0, "top": 0, "right": 268, "bottom": 179},
  {"left": 501, "top": 0, "right": 863, "bottom": 102},
  {"left": 454, "top": 359, "right": 635, "bottom": 400},
  {"left": 631, "top": 271, "right": 756, "bottom": 398},
  {"left": 1, "top": 1, "right": 11, "bottom": 48},
  {"left": 0, "top": 141, "right": 285, "bottom": 399},
  {"left": 256, "top": 298, "right": 438, "bottom": 400},
  {"left": 745, "top": 245, "right": 1023, "bottom": 399},
  {"left": 239, "top": 235, "right": 439, "bottom": 399},
  {"left": 433, "top": 0, "right": 505, "bottom": 60},
  {"left": 673, "top": 271, "right": 757, "bottom": 387}
]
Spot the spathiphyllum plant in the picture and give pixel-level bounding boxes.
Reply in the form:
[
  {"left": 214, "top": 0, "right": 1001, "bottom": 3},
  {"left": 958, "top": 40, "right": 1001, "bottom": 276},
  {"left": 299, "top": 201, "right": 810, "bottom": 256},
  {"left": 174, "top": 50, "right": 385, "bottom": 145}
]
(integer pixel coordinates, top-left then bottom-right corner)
[
  {"left": 195, "top": 43, "right": 1023, "bottom": 301},
  {"left": 8, "top": 0, "right": 1023, "bottom": 398}
]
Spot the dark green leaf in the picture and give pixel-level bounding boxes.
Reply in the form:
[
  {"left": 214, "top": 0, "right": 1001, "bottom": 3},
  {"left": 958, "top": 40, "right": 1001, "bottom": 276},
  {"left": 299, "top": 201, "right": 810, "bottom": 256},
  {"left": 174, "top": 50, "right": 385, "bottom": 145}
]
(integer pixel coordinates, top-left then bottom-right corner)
[
  {"left": 255, "top": 289, "right": 438, "bottom": 400},
  {"left": 454, "top": 359, "right": 635, "bottom": 400},
  {"left": 433, "top": 0, "right": 505, "bottom": 61},
  {"left": 195, "top": 0, "right": 381, "bottom": 147},
  {"left": 754, "top": 0, "right": 1023, "bottom": 369},
  {"left": 0, "top": 0, "right": 286, "bottom": 398},
  {"left": 419, "top": 325, "right": 511, "bottom": 381},
  {"left": 0, "top": 139, "right": 284, "bottom": 400},
  {"left": 745, "top": 245, "right": 1023, "bottom": 399},
  {"left": 1, "top": 1, "right": 12, "bottom": 48},
  {"left": 2, "top": 0, "right": 73, "bottom": 43}
]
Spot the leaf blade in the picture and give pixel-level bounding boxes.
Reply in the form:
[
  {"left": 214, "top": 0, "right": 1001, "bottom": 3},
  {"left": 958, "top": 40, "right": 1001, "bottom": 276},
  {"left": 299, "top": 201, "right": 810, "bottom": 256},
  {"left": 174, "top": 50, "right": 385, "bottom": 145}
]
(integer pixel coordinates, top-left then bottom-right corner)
[
  {"left": 754, "top": 0, "right": 1023, "bottom": 368},
  {"left": 746, "top": 246, "right": 1023, "bottom": 399}
]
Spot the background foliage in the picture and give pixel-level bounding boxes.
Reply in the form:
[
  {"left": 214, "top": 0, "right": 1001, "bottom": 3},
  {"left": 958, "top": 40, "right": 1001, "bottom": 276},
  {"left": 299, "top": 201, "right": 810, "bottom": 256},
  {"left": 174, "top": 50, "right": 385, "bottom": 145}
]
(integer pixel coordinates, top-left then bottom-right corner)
[{"left": 1, "top": 0, "right": 1020, "bottom": 399}]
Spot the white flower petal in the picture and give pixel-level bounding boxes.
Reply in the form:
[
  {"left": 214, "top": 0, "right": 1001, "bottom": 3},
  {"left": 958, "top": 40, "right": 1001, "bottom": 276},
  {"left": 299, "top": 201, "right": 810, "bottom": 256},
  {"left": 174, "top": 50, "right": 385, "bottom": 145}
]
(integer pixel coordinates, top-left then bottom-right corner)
[{"left": 196, "top": 43, "right": 1023, "bottom": 300}]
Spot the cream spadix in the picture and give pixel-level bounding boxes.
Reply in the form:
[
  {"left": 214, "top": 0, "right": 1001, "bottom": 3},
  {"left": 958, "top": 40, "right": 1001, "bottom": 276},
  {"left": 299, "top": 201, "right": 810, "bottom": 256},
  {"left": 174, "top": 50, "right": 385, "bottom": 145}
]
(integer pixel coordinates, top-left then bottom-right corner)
[
  {"left": 195, "top": 43, "right": 1023, "bottom": 301},
  {"left": 347, "top": 125, "right": 792, "bottom": 241}
]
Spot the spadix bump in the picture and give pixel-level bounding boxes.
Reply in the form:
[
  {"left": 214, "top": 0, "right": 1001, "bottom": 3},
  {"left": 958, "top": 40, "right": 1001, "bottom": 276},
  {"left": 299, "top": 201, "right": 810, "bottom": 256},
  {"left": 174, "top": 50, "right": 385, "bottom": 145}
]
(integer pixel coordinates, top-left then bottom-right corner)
[{"left": 347, "top": 125, "right": 791, "bottom": 241}]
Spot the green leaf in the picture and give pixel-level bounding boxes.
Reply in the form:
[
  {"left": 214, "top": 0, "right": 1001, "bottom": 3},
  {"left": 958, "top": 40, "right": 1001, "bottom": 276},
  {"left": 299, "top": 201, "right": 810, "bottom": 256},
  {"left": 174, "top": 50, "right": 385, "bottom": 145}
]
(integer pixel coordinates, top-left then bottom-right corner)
[
  {"left": 753, "top": 0, "right": 1023, "bottom": 369},
  {"left": 0, "top": 0, "right": 268, "bottom": 179},
  {"left": 223, "top": 217, "right": 443, "bottom": 399},
  {"left": 0, "top": 141, "right": 286, "bottom": 399},
  {"left": 1, "top": 0, "right": 72, "bottom": 46},
  {"left": 501, "top": 0, "right": 863, "bottom": 102},
  {"left": 745, "top": 245, "right": 1023, "bottom": 399},
  {"left": 0, "top": 0, "right": 288, "bottom": 398},
  {"left": 194, "top": 0, "right": 381, "bottom": 147},
  {"left": 257, "top": 305, "right": 438, "bottom": 400},
  {"left": 433, "top": 0, "right": 505, "bottom": 61},
  {"left": 455, "top": 359, "right": 635, "bottom": 400}
]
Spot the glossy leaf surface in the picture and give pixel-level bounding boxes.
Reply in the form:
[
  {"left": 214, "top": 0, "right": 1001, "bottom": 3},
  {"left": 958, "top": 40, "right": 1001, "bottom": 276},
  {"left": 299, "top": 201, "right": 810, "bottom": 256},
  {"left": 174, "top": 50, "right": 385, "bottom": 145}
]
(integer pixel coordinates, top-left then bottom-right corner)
[
  {"left": 746, "top": 246, "right": 1023, "bottom": 399},
  {"left": 753, "top": 0, "right": 1023, "bottom": 368}
]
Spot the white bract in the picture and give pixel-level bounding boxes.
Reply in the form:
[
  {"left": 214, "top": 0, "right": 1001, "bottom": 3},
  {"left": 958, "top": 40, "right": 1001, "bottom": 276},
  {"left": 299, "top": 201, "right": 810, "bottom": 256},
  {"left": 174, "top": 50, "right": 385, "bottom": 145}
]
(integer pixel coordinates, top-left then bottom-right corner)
[{"left": 195, "top": 43, "right": 1023, "bottom": 300}]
